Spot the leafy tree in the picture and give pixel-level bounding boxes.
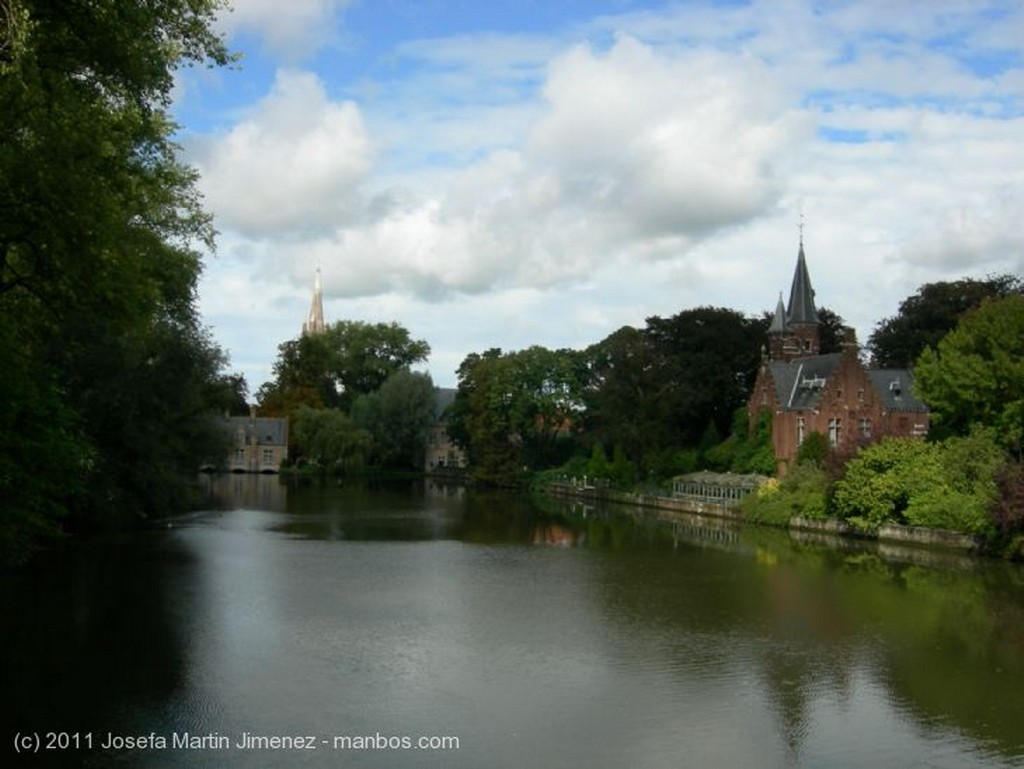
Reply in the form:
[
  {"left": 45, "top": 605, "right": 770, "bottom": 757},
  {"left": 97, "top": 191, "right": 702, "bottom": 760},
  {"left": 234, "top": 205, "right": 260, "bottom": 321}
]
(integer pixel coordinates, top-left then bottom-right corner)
[
  {"left": 583, "top": 326, "right": 661, "bottom": 469},
  {"left": 914, "top": 295, "right": 1024, "bottom": 454},
  {"left": 260, "top": 321, "right": 430, "bottom": 414},
  {"left": 351, "top": 371, "right": 436, "bottom": 470},
  {"left": 449, "top": 350, "right": 522, "bottom": 485},
  {"left": 867, "top": 275, "right": 1022, "bottom": 368},
  {"left": 449, "top": 346, "right": 588, "bottom": 482},
  {"left": 816, "top": 307, "right": 849, "bottom": 355},
  {"left": 796, "top": 431, "right": 829, "bottom": 467},
  {"left": 0, "top": 0, "right": 235, "bottom": 561},
  {"left": 586, "top": 443, "right": 609, "bottom": 480},
  {"left": 644, "top": 307, "right": 765, "bottom": 447},
  {"left": 833, "top": 432, "right": 1003, "bottom": 534},
  {"left": 293, "top": 407, "right": 372, "bottom": 475},
  {"left": 833, "top": 437, "right": 944, "bottom": 530}
]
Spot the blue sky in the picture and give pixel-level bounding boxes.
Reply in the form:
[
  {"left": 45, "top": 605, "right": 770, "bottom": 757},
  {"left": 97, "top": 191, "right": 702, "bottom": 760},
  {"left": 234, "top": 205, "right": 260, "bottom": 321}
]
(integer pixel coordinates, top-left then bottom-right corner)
[{"left": 174, "top": 0, "right": 1024, "bottom": 392}]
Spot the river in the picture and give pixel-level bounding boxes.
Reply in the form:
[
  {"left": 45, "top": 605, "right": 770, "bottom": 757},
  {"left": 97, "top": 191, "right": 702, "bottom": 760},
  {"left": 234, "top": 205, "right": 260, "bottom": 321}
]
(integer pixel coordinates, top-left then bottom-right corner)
[{"left": 2, "top": 475, "right": 1023, "bottom": 768}]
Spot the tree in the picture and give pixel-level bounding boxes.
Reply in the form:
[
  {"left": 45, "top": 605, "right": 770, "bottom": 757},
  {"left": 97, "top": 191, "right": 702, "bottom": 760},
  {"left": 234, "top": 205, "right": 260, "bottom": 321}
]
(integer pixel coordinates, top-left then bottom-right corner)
[
  {"left": 816, "top": 307, "right": 849, "bottom": 355},
  {"left": 867, "top": 275, "right": 1022, "bottom": 368},
  {"left": 914, "top": 295, "right": 1024, "bottom": 455},
  {"left": 448, "top": 346, "right": 588, "bottom": 483},
  {"left": 832, "top": 432, "right": 1004, "bottom": 534},
  {"left": 643, "top": 307, "right": 765, "bottom": 447},
  {"left": 583, "top": 326, "right": 662, "bottom": 469},
  {"left": 0, "top": 0, "right": 235, "bottom": 562},
  {"left": 351, "top": 371, "right": 436, "bottom": 470},
  {"left": 259, "top": 320, "right": 430, "bottom": 414},
  {"left": 293, "top": 407, "right": 372, "bottom": 475}
]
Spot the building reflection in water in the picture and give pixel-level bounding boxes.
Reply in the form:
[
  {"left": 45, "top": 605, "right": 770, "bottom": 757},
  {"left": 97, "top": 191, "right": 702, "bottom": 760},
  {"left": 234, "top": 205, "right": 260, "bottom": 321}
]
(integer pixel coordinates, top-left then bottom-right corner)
[{"left": 198, "top": 473, "right": 288, "bottom": 512}]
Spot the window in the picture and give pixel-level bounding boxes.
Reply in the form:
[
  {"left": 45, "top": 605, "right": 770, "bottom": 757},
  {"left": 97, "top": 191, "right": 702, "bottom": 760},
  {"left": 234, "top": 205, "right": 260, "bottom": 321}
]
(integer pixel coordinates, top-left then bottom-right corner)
[
  {"left": 234, "top": 448, "right": 245, "bottom": 462},
  {"left": 859, "top": 418, "right": 871, "bottom": 438},
  {"left": 261, "top": 448, "right": 275, "bottom": 464},
  {"left": 857, "top": 388, "right": 865, "bottom": 403},
  {"left": 828, "top": 418, "right": 842, "bottom": 447},
  {"left": 796, "top": 417, "right": 805, "bottom": 447}
]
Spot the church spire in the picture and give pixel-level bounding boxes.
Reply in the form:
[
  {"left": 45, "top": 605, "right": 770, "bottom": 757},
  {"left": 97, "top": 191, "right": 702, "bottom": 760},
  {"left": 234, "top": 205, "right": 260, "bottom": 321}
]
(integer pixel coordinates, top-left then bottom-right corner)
[
  {"left": 786, "top": 238, "right": 818, "bottom": 326},
  {"left": 768, "top": 223, "right": 820, "bottom": 361},
  {"left": 302, "top": 266, "right": 326, "bottom": 336}
]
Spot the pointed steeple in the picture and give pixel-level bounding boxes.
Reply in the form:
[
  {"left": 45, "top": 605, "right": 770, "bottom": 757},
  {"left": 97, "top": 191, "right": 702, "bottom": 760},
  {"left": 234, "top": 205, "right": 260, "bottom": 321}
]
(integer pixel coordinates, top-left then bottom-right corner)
[
  {"left": 768, "top": 292, "right": 787, "bottom": 334},
  {"left": 302, "top": 266, "right": 326, "bottom": 336},
  {"left": 767, "top": 225, "right": 821, "bottom": 361},
  {"left": 786, "top": 239, "right": 818, "bottom": 326}
]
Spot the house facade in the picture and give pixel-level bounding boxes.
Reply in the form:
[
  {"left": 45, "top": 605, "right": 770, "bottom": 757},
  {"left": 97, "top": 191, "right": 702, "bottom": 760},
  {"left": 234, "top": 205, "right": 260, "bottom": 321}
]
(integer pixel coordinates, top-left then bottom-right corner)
[
  {"left": 225, "top": 409, "right": 289, "bottom": 473},
  {"left": 424, "top": 388, "right": 467, "bottom": 473},
  {"left": 749, "top": 239, "right": 929, "bottom": 473}
]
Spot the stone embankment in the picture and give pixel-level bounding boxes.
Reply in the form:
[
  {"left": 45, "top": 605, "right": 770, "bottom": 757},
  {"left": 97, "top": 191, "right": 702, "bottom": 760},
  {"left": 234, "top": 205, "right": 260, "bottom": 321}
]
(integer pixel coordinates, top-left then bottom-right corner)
[{"left": 547, "top": 482, "right": 979, "bottom": 554}]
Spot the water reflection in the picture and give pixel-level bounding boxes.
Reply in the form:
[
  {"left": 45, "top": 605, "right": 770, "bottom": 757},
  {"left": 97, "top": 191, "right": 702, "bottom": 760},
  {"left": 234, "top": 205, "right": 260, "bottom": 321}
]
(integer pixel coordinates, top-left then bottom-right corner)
[{"left": 1, "top": 477, "right": 1022, "bottom": 769}]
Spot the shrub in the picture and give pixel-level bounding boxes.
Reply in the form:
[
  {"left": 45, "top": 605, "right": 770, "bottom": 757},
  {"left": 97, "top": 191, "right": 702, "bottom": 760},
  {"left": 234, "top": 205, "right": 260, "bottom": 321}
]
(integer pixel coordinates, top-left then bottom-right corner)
[
  {"left": 741, "top": 463, "right": 828, "bottom": 525},
  {"left": 833, "top": 431, "right": 1004, "bottom": 534}
]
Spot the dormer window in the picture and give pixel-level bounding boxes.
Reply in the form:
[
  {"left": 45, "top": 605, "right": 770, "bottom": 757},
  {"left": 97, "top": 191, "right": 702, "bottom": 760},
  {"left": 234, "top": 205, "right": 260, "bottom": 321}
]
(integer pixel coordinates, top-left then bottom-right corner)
[{"left": 889, "top": 379, "right": 902, "bottom": 398}]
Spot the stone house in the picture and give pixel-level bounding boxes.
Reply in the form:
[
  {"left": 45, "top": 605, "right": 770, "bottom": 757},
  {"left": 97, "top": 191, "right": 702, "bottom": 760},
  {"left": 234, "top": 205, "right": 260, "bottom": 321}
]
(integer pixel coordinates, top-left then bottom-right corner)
[
  {"left": 748, "top": 239, "right": 929, "bottom": 474},
  {"left": 225, "top": 408, "right": 289, "bottom": 473},
  {"left": 425, "top": 388, "right": 467, "bottom": 473}
]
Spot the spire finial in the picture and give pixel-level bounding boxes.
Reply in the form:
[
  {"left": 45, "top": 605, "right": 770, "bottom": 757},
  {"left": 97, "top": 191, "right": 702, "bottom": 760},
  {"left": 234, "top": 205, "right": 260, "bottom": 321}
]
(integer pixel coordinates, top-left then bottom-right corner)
[{"left": 798, "top": 210, "right": 805, "bottom": 249}]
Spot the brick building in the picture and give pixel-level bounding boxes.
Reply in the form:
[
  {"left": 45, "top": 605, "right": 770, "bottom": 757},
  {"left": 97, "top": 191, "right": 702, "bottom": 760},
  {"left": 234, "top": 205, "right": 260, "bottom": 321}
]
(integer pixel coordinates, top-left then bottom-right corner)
[{"left": 748, "top": 238, "right": 929, "bottom": 474}]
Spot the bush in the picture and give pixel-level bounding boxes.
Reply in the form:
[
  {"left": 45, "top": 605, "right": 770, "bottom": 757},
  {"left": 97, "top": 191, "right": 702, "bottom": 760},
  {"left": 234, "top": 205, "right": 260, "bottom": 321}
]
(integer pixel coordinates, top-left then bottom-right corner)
[
  {"left": 741, "top": 463, "right": 829, "bottom": 525},
  {"left": 833, "top": 431, "right": 1004, "bottom": 534}
]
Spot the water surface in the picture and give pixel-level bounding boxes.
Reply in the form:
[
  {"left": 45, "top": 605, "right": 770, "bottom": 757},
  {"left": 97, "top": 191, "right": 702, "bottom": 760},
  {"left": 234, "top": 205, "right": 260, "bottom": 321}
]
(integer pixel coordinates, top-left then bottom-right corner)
[{"left": 3, "top": 476, "right": 1023, "bottom": 768}]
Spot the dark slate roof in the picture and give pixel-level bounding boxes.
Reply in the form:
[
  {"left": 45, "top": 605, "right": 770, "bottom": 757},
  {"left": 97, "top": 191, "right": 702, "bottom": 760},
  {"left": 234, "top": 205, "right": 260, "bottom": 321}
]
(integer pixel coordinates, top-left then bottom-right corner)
[
  {"left": 768, "top": 292, "right": 787, "bottom": 334},
  {"left": 226, "top": 416, "right": 289, "bottom": 445},
  {"left": 786, "top": 244, "right": 819, "bottom": 325},
  {"left": 767, "top": 354, "right": 841, "bottom": 411},
  {"left": 867, "top": 369, "right": 930, "bottom": 413},
  {"left": 433, "top": 387, "right": 458, "bottom": 420}
]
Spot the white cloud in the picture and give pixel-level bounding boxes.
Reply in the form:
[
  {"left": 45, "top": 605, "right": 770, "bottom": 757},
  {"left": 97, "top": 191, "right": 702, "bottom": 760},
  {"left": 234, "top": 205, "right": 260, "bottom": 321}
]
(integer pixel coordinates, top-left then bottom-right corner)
[
  {"left": 191, "top": 69, "right": 373, "bottom": 236},
  {"left": 187, "top": 1, "right": 1024, "bottom": 389},
  {"left": 219, "top": 0, "right": 352, "bottom": 60}
]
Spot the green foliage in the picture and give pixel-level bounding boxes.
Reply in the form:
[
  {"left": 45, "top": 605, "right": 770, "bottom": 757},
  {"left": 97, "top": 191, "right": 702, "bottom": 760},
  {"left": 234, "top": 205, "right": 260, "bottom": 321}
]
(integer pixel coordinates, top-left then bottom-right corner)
[
  {"left": 797, "top": 431, "right": 829, "bottom": 467},
  {"left": 259, "top": 320, "right": 430, "bottom": 415},
  {"left": 587, "top": 443, "right": 609, "bottom": 479},
  {"left": 868, "top": 275, "right": 1022, "bottom": 368},
  {"left": 351, "top": 371, "right": 436, "bottom": 470},
  {"left": 833, "top": 438, "right": 942, "bottom": 530},
  {"left": 833, "top": 432, "right": 1004, "bottom": 534},
  {"left": 608, "top": 445, "right": 637, "bottom": 488},
  {"left": 914, "top": 295, "right": 1024, "bottom": 454},
  {"left": 293, "top": 407, "right": 372, "bottom": 475},
  {"left": 0, "top": 0, "right": 237, "bottom": 560},
  {"left": 740, "top": 464, "right": 829, "bottom": 525},
  {"left": 584, "top": 309, "right": 766, "bottom": 472},
  {"left": 706, "top": 407, "right": 775, "bottom": 476},
  {"left": 449, "top": 346, "right": 589, "bottom": 483},
  {"left": 991, "top": 461, "right": 1024, "bottom": 557}
]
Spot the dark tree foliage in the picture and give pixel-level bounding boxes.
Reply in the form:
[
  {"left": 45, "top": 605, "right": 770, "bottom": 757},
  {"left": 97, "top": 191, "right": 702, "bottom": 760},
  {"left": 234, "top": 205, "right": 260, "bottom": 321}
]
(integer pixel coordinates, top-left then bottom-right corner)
[
  {"left": 816, "top": 307, "right": 848, "bottom": 355},
  {"left": 351, "top": 370, "right": 437, "bottom": 470},
  {"left": 0, "top": 1, "right": 237, "bottom": 563},
  {"left": 991, "top": 461, "right": 1024, "bottom": 548},
  {"left": 447, "top": 346, "right": 588, "bottom": 484},
  {"left": 867, "top": 275, "right": 1022, "bottom": 368},
  {"left": 258, "top": 321, "right": 431, "bottom": 415},
  {"left": 582, "top": 326, "right": 661, "bottom": 470},
  {"left": 643, "top": 306, "right": 766, "bottom": 447}
]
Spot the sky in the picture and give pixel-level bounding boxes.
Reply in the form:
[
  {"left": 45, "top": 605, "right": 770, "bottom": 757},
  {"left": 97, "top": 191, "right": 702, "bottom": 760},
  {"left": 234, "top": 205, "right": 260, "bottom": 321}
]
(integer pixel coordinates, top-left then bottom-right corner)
[{"left": 173, "top": 0, "right": 1024, "bottom": 393}]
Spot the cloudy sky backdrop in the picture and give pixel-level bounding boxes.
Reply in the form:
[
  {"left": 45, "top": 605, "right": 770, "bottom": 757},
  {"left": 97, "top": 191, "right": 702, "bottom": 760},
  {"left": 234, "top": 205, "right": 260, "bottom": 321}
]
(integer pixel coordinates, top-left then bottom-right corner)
[{"left": 173, "top": 0, "right": 1024, "bottom": 391}]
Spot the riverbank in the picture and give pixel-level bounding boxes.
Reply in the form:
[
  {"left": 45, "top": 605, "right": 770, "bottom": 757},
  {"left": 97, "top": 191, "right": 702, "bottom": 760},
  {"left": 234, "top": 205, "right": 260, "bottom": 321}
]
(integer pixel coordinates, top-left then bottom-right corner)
[{"left": 544, "top": 481, "right": 982, "bottom": 557}]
